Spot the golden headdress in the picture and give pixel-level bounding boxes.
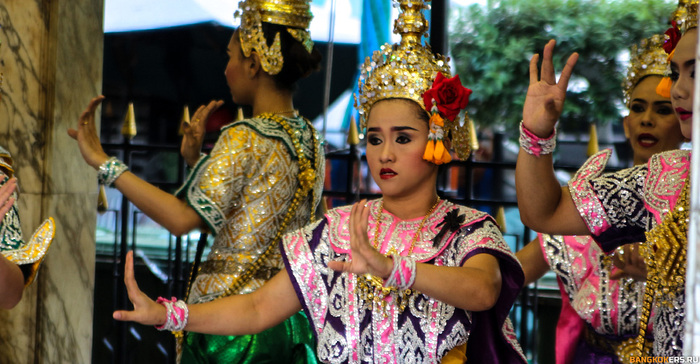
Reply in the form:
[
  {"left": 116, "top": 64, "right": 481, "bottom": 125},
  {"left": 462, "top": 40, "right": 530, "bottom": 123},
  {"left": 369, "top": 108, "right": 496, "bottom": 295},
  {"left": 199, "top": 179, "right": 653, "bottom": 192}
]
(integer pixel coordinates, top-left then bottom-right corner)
[
  {"left": 355, "top": 0, "right": 473, "bottom": 163},
  {"left": 622, "top": 34, "right": 669, "bottom": 105},
  {"left": 671, "top": 0, "right": 699, "bottom": 34},
  {"left": 235, "top": 0, "right": 314, "bottom": 75}
]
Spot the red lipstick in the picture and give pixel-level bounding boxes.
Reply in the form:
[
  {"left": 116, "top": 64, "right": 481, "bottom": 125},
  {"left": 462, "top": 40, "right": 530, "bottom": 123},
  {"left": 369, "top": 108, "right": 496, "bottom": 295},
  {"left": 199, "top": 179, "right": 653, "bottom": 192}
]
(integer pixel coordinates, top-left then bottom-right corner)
[
  {"left": 379, "top": 168, "right": 397, "bottom": 180},
  {"left": 676, "top": 107, "right": 692, "bottom": 121}
]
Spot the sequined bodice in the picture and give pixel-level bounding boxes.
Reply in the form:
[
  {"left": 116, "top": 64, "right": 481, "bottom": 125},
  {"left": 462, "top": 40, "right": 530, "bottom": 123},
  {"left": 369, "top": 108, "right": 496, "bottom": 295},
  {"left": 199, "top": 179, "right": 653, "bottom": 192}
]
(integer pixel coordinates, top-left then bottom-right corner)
[
  {"left": 541, "top": 234, "right": 645, "bottom": 337},
  {"left": 281, "top": 199, "right": 527, "bottom": 363},
  {"left": 568, "top": 149, "right": 690, "bottom": 356},
  {"left": 177, "top": 116, "right": 325, "bottom": 304}
]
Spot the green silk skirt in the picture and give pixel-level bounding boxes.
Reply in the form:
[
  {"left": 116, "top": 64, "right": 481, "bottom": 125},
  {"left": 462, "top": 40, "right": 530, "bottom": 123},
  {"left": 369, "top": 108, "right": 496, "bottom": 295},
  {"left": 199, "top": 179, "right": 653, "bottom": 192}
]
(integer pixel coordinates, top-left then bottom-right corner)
[{"left": 180, "top": 310, "right": 318, "bottom": 363}]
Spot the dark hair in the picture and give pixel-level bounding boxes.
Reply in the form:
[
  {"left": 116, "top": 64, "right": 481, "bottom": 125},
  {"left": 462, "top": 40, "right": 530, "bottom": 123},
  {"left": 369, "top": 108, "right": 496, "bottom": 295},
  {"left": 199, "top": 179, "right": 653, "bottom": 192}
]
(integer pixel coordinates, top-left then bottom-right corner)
[{"left": 259, "top": 22, "right": 323, "bottom": 91}]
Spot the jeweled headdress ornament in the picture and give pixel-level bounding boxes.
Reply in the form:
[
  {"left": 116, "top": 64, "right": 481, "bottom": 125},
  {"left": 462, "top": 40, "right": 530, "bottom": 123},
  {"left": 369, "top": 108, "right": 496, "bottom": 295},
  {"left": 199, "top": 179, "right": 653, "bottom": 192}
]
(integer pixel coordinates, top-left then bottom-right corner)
[
  {"left": 355, "top": 0, "right": 473, "bottom": 164},
  {"left": 671, "top": 0, "right": 699, "bottom": 34},
  {"left": 656, "top": 0, "right": 698, "bottom": 97},
  {"left": 235, "top": 0, "right": 314, "bottom": 75},
  {"left": 622, "top": 34, "right": 669, "bottom": 105}
]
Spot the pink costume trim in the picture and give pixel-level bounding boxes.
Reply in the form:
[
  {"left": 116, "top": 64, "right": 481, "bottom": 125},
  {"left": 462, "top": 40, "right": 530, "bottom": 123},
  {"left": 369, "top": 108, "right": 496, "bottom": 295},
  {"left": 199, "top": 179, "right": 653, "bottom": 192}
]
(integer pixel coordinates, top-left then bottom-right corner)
[
  {"left": 643, "top": 150, "right": 690, "bottom": 225},
  {"left": 384, "top": 255, "right": 416, "bottom": 289},
  {"left": 568, "top": 149, "right": 613, "bottom": 236},
  {"left": 519, "top": 122, "right": 557, "bottom": 157},
  {"left": 155, "top": 296, "right": 189, "bottom": 332}
]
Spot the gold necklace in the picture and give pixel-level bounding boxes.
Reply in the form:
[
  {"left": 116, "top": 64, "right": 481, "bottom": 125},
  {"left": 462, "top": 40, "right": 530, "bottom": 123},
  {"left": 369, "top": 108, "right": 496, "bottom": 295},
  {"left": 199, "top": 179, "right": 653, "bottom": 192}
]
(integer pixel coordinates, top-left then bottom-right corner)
[
  {"left": 356, "top": 197, "right": 441, "bottom": 313},
  {"left": 371, "top": 198, "right": 441, "bottom": 256}
]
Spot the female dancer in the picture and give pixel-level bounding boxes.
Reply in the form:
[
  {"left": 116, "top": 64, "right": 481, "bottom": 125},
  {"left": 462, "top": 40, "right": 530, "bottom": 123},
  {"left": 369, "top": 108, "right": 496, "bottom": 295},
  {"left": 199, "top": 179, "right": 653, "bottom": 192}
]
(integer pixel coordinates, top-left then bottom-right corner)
[
  {"left": 69, "top": 0, "right": 325, "bottom": 362},
  {"left": 111, "top": 1, "right": 527, "bottom": 363},
  {"left": 516, "top": 34, "right": 686, "bottom": 363},
  {"left": 515, "top": 0, "right": 696, "bottom": 357}
]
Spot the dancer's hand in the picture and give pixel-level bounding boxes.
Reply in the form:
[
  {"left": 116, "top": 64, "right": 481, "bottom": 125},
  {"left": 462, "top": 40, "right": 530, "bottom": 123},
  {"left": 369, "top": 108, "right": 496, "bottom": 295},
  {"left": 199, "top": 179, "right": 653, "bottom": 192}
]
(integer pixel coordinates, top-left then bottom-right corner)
[
  {"left": 328, "top": 200, "right": 392, "bottom": 279},
  {"left": 522, "top": 40, "right": 579, "bottom": 137},
  {"left": 0, "top": 178, "right": 16, "bottom": 219},
  {"left": 67, "top": 96, "right": 110, "bottom": 169},
  {"left": 181, "top": 100, "right": 224, "bottom": 167},
  {"left": 113, "top": 251, "right": 166, "bottom": 326},
  {"left": 610, "top": 243, "right": 647, "bottom": 282}
]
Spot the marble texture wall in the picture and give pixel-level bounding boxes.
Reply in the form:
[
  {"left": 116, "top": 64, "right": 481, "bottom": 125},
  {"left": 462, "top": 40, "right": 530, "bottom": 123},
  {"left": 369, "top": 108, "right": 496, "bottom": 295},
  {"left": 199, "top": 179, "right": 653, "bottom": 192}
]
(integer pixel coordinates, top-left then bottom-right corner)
[{"left": 0, "top": 0, "right": 103, "bottom": 363}]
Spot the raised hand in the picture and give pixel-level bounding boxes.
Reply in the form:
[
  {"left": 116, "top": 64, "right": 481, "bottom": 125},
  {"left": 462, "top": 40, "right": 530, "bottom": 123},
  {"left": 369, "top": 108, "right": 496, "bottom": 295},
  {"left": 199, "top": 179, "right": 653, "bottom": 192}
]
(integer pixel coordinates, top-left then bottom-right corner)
[
  {"left": 67, "top": 96, "right": 110, "bottom": 169},
  {"left": 522, "top": 40, "right": 579, "bottom": 137},
  {"left": 0, "top": 178, "right": 17, "bottom": 219},
  {"left": 327, "top": 200, "right": 392, "bottom": 279},
  {"left": 181, "top": 100, "right": 225, "bottom": 167},
  {"left": 112, "top": 251, "right": 166, "bottom": 326}
]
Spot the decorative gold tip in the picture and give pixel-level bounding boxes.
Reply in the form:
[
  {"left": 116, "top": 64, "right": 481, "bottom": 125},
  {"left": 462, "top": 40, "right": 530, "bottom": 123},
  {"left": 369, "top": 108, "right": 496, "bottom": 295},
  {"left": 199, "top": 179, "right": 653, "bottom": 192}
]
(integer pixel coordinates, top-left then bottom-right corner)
[
  {"left": 97, "top": 184, "right": 108, "bottom": 213},
  {"left": 347, "top": 116, "right": 360, "bottom": 146},
  {"left": 587, "top": 124, "right": 599, "bottom": 157},
  {"left": 495, "top": 206, "right": 507, "bottom": 233},
  {"left": 179, "top": 105, "right": 191, "bottom": 136},
  {"left": 236, "top": 107, "right": 245, "bottom": 122},
  {"left": 468, "top": 117, "right": 480, "bottom": 152},
  {"left": 121, "top": 102, "right": 137, "bottom": 139}
]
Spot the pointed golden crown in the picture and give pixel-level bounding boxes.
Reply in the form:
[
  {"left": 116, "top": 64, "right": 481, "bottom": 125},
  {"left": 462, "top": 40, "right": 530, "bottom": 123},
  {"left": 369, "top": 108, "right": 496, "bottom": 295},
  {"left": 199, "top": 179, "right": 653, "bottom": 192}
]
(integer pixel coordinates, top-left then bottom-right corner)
[
  {"left": 355, "top": 0, "right": 451, "bottom": 131},
  {"left": 622, "top": 34, "right": 669, "bottom": 105},
  {"left": 671, "top": 0, "right": 698, "bottom": 33},
  {"left": 235, "top": 0, "right": 314, "bottom": 75}
]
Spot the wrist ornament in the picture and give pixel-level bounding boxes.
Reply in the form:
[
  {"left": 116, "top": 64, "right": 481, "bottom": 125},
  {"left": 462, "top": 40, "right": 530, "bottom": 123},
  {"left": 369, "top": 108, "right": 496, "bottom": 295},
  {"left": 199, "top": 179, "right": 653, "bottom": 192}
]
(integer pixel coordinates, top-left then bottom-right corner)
[
  {"left": 383, "top": 254, "right": 416, "bottom": 290},
  {"left": 154, "top": 296, "right": 189, "bottom": 332},
  {"left": 97, "top": 157, "right": 128, "bottom": 187},
  {"left": 519, "top": 121, "right": 556, "bottom": 157}
]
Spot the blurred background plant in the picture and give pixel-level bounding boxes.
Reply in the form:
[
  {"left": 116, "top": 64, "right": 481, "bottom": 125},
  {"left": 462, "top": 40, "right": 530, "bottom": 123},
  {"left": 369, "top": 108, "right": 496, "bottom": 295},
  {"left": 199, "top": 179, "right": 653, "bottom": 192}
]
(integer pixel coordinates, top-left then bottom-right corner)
[{"left": 450, "top": 0, "right": 676, "bottom": 135}]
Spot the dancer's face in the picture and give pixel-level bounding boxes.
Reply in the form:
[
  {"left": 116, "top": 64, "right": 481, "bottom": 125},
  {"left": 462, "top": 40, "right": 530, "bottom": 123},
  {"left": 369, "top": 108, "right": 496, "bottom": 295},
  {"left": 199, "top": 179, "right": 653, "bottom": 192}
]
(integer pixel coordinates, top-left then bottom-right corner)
[
  {"left": 224, "top": 31, "right": 254, "bottom": 105},
  {"left": 670, "top": 28, "right": 697, "bottom": 140},
  {"left": 365, "top": 99, "right": 437, "bottom": 200},
  {"left": 624, "top": 75, "right": 685, "bottom": 165}
]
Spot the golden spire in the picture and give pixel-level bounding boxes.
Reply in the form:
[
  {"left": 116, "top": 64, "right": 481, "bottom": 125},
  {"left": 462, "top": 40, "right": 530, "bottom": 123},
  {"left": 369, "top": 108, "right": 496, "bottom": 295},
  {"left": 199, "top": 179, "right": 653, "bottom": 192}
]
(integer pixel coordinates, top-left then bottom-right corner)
[
  {"left": 97, "top": 185, "right": 108, "bottom": 213},
  {"left": 347, "top": 116, "right": 360, "bottom": 146},
  {"left": 587, "top": 124, "right": 599, "bottom": 157},
  {"left": 468, "top": 117, "right": 480, "bottom": 153},
  {"left": 121, "top": 102, "right": 137, "bottom": 139},
  {"left": 495, "top": 206, "right": 507, "bottom": 233},
  {"left": 179, "top": 105, "right": 190, "bottom": 136}
]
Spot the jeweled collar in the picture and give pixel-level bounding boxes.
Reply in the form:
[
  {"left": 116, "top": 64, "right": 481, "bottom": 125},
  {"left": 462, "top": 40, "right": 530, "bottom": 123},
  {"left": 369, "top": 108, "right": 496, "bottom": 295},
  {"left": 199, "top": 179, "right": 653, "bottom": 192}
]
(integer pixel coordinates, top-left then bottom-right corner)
[{"left": 327, "top": 199, "right": 488, "bottom": 262}]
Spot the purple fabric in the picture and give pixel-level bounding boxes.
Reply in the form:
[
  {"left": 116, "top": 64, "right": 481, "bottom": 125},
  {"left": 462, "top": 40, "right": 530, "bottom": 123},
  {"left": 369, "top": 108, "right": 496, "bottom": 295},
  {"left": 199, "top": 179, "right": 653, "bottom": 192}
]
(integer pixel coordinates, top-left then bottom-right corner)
[
  {"left": 465, "top": 248, "right": 525, "bottom": 364},
  {"left": 572, "top": 338, "right": 619, "bottom": 364}
]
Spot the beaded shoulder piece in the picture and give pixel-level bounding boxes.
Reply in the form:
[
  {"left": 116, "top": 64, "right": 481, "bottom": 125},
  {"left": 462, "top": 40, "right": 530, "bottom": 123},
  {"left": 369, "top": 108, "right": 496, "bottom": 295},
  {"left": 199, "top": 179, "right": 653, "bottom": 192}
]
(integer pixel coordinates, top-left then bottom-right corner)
[
  {"left": 635, "top": 177, "right": 689, "bottom": 356},
  {"left": 644, "top": 149, "right": 690, "bottom": 225},
  {"left": 2, "top": 217, "right": 56, "bottom": 286},
  {"left": 0, "top": 146, "right": 13, "bottom": 177}
]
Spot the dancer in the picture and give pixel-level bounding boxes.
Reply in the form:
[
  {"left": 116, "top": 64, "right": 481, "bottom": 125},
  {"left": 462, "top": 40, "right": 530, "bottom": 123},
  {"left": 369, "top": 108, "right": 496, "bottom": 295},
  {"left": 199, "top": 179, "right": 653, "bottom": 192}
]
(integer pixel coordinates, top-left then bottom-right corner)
[
  {"left": 516, "top": 34, "right": 686, "bottom": 364},
  {"left": 0, "top": 147, "right": 56, "bottom": 309},
  {"left": 112, "top": 1, "right": 527, "bottom": 363},
  {"left": 69, "top": 0, "right": 324, "bottom": 361},
  {"left": 515, "top": 0, "right": 696, "bottom": 357}
]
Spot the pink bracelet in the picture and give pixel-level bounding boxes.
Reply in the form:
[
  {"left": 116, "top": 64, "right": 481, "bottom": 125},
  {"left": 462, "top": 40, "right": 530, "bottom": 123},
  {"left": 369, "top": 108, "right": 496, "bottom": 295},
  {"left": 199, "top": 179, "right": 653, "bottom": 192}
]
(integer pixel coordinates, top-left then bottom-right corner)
[
  {"left": 519, "top": 121, "right": 556, "bottom": 157},
  {"left": 383, "top": 255, "right": 416, "bottom": 290},
  {"left": 155, "top": 296, "right": 189, "bottom": 332}
]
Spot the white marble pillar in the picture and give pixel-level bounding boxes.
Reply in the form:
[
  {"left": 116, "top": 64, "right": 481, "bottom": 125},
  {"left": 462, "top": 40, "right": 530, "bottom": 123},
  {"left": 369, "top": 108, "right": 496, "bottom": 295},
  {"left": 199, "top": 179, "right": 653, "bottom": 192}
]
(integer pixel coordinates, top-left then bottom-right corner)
[{"left": 0, "top": 0, "right": 103, "bottom": 362}]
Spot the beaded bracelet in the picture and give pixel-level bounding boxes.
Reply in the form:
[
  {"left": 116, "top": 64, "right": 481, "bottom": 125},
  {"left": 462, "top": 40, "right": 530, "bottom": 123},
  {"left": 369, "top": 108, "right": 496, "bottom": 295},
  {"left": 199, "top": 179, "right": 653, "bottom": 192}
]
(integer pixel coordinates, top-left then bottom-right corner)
[
  {"left": 383, "top": 254, "right": 416, "bottom": 290},
  {"left": 519, "top": 121, "right": 556, "bottom": 157},
  {"left": 154, "top": 296, "right": 189, "bottom": 332},
  {"left": 97, "top": 157, "right": 128, "bottom": 187}
]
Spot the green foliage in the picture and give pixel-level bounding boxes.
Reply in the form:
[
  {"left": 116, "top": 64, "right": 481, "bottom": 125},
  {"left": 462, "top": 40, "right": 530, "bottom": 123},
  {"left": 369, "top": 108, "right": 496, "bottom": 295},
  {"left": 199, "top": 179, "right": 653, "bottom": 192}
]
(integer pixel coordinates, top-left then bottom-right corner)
[{"left": 449, "top": 0, "right": 676, "bottom": 134}]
